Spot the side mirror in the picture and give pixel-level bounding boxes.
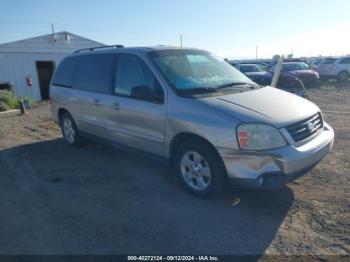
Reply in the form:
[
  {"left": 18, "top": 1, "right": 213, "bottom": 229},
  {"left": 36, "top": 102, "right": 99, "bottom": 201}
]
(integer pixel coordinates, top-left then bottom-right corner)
[{"left": 131, "top": 85, "right": 163, "bottom": 103}]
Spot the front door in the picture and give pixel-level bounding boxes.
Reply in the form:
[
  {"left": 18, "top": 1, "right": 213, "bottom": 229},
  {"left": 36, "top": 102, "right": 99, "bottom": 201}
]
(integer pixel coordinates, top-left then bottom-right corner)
[{"left": 108, "top": 54, "right": 166, "bottom": 157}]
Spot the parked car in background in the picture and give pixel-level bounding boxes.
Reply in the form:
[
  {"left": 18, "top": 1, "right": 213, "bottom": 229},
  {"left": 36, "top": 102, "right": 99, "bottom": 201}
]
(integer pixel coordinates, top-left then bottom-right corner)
[
  {"left": 234, "top": 62, "right": 311, "bottom": 96},
  {"left": 51, "top": 46, "right": 334, "bottom": 197},
  {"left": 267, "top": 58, "right": 308, "bottom": 69},
  {"left": 315, "top": 56, "right": 350, "bottom": 82},
  {"left": 227, "top": 60, "right": 272, "bottom": 68},
  {"left": 234, "top": 63, "right": 273, "bottom": 86},
  {"left": 309, "top": 57, "right": 324, "bottom": 67},
  {"left": 268, "top": 62, "right": 320, "bottom": 89}
]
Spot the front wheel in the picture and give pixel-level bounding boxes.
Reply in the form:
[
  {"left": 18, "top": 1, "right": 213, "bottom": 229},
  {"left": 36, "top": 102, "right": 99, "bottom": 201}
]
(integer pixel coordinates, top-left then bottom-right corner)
[{"left": 173, "top": 141, "right": 227, "bottom": 198}]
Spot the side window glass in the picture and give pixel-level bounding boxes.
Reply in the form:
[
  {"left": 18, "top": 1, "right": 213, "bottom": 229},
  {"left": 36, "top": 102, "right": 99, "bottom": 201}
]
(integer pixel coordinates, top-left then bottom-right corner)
[
  {"left": 52, "top": 57, "right": 78, "bottom": 87},
  {"left": 115, "top": 55, "right": 164, "bottom": 103},
  {"left": 340, "top": 58, "right": 350, "bottom": 64},
  {"left": 73, "top": 54, "right": 116, "bottom": 94}
]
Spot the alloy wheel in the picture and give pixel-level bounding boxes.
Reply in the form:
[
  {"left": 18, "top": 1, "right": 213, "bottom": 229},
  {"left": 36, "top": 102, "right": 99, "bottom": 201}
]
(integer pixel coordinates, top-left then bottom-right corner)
[
  {"left": 63, "top": 118, "right": 75, "bottom": 144},
  {"left": 180, "top": 151, "right": 212, "bottom": 191}
]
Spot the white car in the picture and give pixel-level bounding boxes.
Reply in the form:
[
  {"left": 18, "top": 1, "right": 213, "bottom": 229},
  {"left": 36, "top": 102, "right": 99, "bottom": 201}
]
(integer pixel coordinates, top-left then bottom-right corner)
[{"left": 315, "top": 56, "right": 350, "bottom": 82}]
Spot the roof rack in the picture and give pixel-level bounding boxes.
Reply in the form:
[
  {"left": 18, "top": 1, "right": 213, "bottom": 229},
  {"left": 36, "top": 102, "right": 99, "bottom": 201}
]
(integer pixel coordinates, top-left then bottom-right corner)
[{"left": 74, "top": 45, "right": 124, "bottom": 53}]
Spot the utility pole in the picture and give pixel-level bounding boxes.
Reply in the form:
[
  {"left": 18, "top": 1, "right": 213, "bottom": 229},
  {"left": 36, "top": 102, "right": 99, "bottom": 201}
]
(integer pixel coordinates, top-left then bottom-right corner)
[
  {"left": 51, "top": 23, "right": 55, "bottom": 34},
  {"left": 271, "top": 58, "right": 283, "bottom": 87},
  {"left": 180, "top": 34, "right": 183, "bottom": 47},
  {"left": 51, "top": 23, "right": 57, "bottom": 41},
  {"left": 255, "top": 45, "right": 258, "bottom": 60}
]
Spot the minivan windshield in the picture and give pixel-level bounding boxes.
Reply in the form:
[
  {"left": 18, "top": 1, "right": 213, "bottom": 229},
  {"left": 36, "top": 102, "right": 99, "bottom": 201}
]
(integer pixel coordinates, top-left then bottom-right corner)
[{"left": 149, "top": 50, "right": 256, "bottom": 93}]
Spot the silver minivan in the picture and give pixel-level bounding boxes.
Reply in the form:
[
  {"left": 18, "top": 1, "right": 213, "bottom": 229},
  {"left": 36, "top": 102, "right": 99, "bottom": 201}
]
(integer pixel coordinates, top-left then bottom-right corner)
[{"left": 50, "top": 46, "right": 334, "bottom": 197}]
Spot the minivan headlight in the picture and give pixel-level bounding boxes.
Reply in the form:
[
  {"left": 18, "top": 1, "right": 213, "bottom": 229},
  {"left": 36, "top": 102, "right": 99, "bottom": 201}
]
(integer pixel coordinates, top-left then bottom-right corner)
[{"left": 237, "top": 124, "right": 287, "bottom": 150}]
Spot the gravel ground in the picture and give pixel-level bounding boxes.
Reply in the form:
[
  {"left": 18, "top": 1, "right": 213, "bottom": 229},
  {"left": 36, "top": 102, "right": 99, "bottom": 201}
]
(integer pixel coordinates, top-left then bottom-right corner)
[{"left": 0, "top": 87, "right": 349, "bottom": 257}]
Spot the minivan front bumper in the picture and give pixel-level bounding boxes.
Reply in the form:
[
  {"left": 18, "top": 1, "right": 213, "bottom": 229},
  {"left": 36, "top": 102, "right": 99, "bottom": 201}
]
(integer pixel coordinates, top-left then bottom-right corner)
[{"left": 219, "top": 122, "right": 334, "bottom": 188}]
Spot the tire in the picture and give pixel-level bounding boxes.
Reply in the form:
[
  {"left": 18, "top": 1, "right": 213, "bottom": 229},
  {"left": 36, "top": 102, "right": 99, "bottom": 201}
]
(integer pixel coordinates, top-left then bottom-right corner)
[
  {"left": 173, "top": 140, "right": 227, "bottom": 198},
  {"left": 337, "top": 71, "right": 349, "bottom": 82},
  {"left": 60, "top": 112, "right": 84, "bottom": 147}
]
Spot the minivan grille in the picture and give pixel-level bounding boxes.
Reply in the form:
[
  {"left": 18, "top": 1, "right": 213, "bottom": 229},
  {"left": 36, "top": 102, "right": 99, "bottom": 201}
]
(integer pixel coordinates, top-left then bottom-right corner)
[{"left": 287, "top": 113, "right": 323, "bottom": 142}]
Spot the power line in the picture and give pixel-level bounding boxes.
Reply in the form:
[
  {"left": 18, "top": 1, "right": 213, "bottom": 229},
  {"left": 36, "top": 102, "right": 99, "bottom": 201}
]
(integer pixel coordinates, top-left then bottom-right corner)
[{"left": 0, "top": 21, "right": 172, "bottom": 36}]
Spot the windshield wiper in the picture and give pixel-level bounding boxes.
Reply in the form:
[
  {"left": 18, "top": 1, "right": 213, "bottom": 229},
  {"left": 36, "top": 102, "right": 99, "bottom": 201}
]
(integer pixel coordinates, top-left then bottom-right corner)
[
  {"left": 177, "top": 82, "right": 260, "bottom": 95},
  {"left": 177, "top": 87, "right": 218, "bottom": 94},
  {"left": 216, "top": 82, "right": 259, "bottom": 89}
]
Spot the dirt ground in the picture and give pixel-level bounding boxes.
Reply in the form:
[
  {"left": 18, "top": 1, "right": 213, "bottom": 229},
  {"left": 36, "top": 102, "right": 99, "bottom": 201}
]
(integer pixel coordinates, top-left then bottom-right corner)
[{"left": 0, "top": 85, "right": 349, "bottom": 257}]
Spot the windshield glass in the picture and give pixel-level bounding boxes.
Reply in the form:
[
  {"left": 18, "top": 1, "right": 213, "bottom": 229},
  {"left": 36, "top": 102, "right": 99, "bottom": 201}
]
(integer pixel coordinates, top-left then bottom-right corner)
[
  {"left": 313, "top": 59, "right": 322, "bottom": 65},
  {"left": 239, "top": 64, "right": 263, "bottom": 73},
  {"left": 283, "top": 62, "right": 309, "bottom": 71},
  {"left": 149, "top": 50, "right": 255, "bottom": 91}
]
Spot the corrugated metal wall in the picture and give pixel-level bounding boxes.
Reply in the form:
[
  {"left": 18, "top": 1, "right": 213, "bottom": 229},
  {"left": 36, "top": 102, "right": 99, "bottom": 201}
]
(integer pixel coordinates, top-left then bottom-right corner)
[
  {"left": 0, "top": 32, "right": 104, "bottom": 100},
  {"left": 0, "top": 52, "right": 66, "bottom": 100}
]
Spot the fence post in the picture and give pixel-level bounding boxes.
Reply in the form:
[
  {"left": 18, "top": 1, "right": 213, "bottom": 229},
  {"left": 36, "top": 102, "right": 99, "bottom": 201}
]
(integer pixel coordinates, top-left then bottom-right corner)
[
  {"left": 19, "top": 96, "right": 27, "bottom": 114},
  {"left": 271, "top": 58, "right": 283, "bottom": 87}
]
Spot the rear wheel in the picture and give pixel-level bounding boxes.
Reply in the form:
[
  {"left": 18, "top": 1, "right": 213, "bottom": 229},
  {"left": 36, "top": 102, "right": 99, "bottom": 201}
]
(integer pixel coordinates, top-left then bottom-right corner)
[
  {"left": 173, "top": 141, "right": 227, "bottom": 198},
  {"left": 337, "top": 71, "right": 349, "bottom": 82},
  {"left": 60, "top": 112, "right": 83, "bottom": 147}
]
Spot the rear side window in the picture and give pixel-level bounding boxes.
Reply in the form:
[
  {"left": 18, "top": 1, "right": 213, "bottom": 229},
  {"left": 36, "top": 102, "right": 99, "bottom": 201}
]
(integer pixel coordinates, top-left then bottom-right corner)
[
  {"left": 52, "top": 57, "right": 78, "bottom": 87},
  {"left": 339, "top": 57, "right": 350, "bottom": 64},
  {"left": 73, "top": 54, "right": 117, "bottom": 94}
]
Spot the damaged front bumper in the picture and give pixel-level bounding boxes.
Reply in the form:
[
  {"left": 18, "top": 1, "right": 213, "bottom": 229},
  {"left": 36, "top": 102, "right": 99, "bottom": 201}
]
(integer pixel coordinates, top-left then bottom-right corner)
[{"left": 218, "top": 122, "right": 334, "bottom": 189}]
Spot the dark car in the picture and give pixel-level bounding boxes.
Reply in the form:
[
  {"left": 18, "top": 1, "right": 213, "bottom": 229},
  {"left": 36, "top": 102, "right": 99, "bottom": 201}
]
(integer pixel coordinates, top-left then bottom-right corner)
[
  {"left": 268, "top": 62, "right": 320, "bottom": 89},
  {"left": 234, "top": 63, "right": 273, "bottom": 86},
  {"left": 266, "top": 58, "right": 308, "bottom": 69}
]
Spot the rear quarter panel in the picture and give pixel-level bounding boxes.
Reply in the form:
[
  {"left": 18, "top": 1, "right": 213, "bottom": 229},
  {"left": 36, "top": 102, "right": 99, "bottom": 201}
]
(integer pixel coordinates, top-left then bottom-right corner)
[{"left": 50, "top": 85, "right": 78, "bottom": 124}]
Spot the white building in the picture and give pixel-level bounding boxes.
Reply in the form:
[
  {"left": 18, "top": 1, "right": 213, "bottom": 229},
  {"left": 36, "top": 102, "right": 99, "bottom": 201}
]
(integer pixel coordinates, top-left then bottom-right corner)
[{"left": 0, "top": 31, "right": 104, "bottom": 100}]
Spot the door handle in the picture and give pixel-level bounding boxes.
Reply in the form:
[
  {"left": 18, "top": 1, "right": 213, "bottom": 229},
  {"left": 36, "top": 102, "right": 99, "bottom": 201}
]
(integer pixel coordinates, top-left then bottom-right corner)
[{"left": 111, "top": 102, "right": 120, "bottom": 111}]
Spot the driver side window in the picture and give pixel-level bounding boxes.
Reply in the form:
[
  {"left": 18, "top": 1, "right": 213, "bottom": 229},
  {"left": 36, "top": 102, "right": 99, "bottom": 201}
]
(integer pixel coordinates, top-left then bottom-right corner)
[{"left": 115, "top": 54, "right": 164, "bottom": 103}]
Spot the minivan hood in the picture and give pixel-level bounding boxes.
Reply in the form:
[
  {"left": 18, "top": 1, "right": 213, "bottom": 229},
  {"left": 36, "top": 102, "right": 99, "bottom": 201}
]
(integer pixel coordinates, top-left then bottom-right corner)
[{"left": 202, "top": 86, "right": 320, "bottom": 128}]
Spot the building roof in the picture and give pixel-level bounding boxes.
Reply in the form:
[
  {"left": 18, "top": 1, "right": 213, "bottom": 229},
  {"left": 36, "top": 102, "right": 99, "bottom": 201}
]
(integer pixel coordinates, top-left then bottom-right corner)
[{"left": 0, "top": 31, "right": 105, "bottom": 54}]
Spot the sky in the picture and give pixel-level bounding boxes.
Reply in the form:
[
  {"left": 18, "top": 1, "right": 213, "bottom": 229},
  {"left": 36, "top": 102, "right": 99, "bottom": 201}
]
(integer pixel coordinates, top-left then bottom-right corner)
[{"left": 0, "top": 0, "right": 349, "bottom": 59}]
